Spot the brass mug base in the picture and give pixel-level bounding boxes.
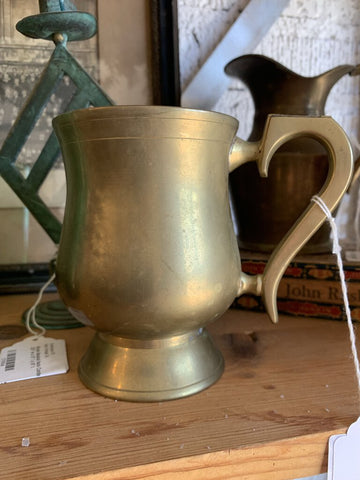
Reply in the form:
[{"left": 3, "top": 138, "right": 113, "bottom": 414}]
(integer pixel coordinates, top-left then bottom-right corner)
[{"left": 78, "top": 328, "right": 224, "bottom": 402}]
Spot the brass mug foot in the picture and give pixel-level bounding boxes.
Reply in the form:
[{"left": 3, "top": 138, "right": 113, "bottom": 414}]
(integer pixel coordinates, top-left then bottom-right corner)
[{"left": 78, "top": 328, "right": 224, "bottom": 402}]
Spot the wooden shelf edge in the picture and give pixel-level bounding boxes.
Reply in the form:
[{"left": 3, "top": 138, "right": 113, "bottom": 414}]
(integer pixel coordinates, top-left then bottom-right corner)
[{"left": 72, "top": 428, "right": 345, "bottom": 480}]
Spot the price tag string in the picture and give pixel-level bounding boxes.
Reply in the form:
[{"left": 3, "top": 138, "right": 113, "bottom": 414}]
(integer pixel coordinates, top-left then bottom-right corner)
[
  {"left": 312, "top": 195, "right": 360, "bottom": 398},
  {"left": 25, "top": 272, "right": 56, "bottom": 337}
]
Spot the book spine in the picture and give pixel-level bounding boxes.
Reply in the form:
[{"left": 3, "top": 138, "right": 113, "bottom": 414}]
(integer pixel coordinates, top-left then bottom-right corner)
[{"left": 232, "top": 258, "right": 360, "bottom": 321}]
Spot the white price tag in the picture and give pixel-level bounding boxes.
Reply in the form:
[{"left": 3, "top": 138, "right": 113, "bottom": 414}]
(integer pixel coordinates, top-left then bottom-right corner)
[
  {"left": 328, "top": 417, "right": 360, "bottom": 479},
  {"left": 0, "top": 336, "right": 69, "bottom": 383}
]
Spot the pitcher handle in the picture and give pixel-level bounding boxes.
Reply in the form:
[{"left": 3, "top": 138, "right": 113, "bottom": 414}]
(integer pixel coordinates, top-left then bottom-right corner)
[{"left": 229, "top": 115, "right": 353, "bottom": 324}]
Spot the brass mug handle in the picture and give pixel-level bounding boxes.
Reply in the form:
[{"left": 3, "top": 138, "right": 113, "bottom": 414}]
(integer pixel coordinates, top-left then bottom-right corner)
[{"left": 229, "top": 115, "right": 354, "bottom": 323}]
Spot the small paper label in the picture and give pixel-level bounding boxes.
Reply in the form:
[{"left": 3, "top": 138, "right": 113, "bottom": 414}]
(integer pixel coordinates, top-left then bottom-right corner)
[
  {"left": 328, "top": 417, "right": 360, "bottom": 479},
  {"left": 0, "top": 336, "right": 69, "bottom": 383}
]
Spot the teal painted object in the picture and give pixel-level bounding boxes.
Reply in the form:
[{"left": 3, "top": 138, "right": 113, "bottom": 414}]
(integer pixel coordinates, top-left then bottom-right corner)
[
  {"left": 16, "top": 12, "right": 97, "bottom": 42},
  {"left": 39, "top": 1, "right": 77, "bottom": 13},
  {"left": 17, "top": 1, "right": 96, "bottom": 43},
  {"left": 0, "top": 2, "right": 113, "bottom": 244}
]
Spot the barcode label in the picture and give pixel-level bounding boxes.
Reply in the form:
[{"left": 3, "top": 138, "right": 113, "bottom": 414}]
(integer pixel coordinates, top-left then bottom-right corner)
[
  {"left": 0, "top": 337, "right": 68, "bottom": 383},
  {"left": 5, "top": 350, "right": 16, "bottom": 371}
]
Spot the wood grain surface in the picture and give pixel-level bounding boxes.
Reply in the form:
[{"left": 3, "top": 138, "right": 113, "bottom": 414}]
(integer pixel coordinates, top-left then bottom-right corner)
[{"left": 0, "top": 293, "right": 358, "bottom": 479}]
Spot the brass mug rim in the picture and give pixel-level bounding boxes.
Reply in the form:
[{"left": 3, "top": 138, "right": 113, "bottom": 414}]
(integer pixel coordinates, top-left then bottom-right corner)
[{"left": 52, "top": 104, "right": 240, "bottom": 129}]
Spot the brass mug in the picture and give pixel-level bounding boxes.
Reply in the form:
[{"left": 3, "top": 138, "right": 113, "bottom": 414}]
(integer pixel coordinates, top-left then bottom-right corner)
[{"left": 52, "top": 106, "right": 353, "bottom": 401}]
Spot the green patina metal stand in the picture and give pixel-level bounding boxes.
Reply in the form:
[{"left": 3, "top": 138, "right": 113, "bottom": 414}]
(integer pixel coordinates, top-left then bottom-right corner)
[
  {"left": 0, "top": 1, "right": 114, "bottom": 329},
  {"left": 1, "top": 0, "right": 112, "bottom": 243}
]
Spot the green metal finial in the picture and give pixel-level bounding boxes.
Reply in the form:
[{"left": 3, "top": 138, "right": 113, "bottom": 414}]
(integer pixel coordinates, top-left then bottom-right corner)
[
  {"left": 39, "top": 1, "right": 76, "bottom": 12},
  {"left": 16, "top": 0, "right": 97, "bottom": 42}
]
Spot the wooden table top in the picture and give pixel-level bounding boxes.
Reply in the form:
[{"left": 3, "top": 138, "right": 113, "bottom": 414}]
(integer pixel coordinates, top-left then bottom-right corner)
[{"left": 0, "top": 293, "right": 358, "bottom": 480}]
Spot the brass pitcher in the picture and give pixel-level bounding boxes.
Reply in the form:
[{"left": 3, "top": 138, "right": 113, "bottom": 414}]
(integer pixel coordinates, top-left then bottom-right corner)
[
  {"left": 225, "top": 54, "right": 357, "bottom": 253},
  {"left": 52, "top": 106, "right": 353, "bottom": 401}
]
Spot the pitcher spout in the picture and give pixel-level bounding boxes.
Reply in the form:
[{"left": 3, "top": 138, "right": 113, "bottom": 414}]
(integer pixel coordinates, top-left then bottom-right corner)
[{"left": 311, "top": 64, "right": 356, "bottom": 109}]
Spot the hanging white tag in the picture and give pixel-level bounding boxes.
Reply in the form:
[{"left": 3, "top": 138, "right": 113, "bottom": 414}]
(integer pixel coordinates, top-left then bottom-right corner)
[
  {"left": 328, "top": 417, "right": 360, "bottom": 479},
  {"left": 0, "top": 336, "right": 69, "bottom": 384}
]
